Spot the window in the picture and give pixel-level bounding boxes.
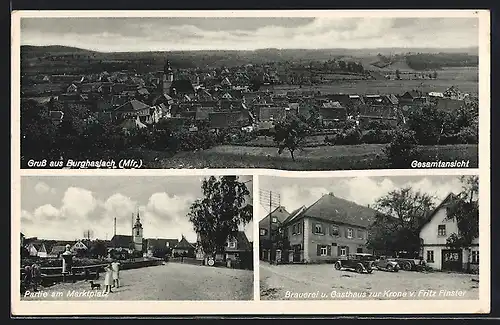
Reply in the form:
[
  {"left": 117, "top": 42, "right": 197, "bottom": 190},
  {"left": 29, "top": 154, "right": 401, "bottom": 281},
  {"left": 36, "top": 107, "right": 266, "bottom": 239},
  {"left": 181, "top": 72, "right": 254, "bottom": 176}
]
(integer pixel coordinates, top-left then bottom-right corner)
[
  {"left": 320, "top": 246, "right": 328, "bottom": 256},
  {"left": 331, "top": 226, "right": 339, "bottom": 236},
  {"left": 228, "top": 241, "right": 236, "bottom": 249},
  {"left": 426, "top": 250, "right": 434, "bottom": 263},
  {"left": 314, "top": 223, "right": 323, "bottom": 234},
  {"left": 438, "top": 225, "right": 446, "bottom": 237},
  {"left": 357, "top": 248, "right": 363, "bottom": 253},
  {"left": 260, "top": 228, "right": 267, "bottom": 236},
  {"left": 136, "top": 229, "right": 140, "bottom": 236},
  {"left": 357, "top": 230, "right": 364, "bottom": 239},
  {"left": 471, "top": 251, "right": 479, "bottom": 264},
  {"left": 272, "top": 217, "right": 277, "bottom": 223},
  {"left": 292, "top": 224, "right": 297, "bottom": 235},
  {"left": 347, "top": 228, "right": 353, "bottom": 239},
  {"left": 340, "top": 247, "right": 347, "bottom": 256},
  {"left": 297, "top": 223, "right": 302, "bottom": 235}
]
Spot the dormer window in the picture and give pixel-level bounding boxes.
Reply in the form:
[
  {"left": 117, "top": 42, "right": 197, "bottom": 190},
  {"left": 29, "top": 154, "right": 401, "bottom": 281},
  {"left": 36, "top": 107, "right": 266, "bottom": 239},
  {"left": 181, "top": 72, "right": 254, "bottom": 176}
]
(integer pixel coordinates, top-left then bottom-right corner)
[{"left": 228, "top": 241, "right": 236, "bottom": 249}]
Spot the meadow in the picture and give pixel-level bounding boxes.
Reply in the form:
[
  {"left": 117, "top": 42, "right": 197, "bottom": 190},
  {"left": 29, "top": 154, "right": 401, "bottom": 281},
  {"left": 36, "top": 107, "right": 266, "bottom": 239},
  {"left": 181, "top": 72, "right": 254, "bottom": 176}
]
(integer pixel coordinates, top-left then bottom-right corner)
[{"left": 139, "top": 143, "right": 478, "bottom": 171}]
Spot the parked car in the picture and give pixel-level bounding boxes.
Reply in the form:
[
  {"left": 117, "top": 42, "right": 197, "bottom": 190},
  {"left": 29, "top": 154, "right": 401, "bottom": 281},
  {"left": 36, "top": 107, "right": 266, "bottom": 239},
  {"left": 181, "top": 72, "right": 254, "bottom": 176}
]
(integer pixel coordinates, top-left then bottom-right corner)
[
  {"left": 374, "top": 256, "right": 400, "bottom": 272},
  {"left": 334, "top": 253, "right": 375, "bottom": 274},
  {"left": 394, "top": 253, "right": 426, "bottom": 271}
]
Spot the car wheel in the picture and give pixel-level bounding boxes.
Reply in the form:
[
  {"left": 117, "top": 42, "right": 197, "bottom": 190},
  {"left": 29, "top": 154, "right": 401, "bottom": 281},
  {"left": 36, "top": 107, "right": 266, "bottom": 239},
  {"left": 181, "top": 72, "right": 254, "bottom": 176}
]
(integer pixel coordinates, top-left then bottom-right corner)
[
  {"left": 356, "top": 264, "right": 364, "bottom": 274},
  {"left": 367, "top": 269, "right": 373, "bottom": 274},
  {"left": 402, "top": 262, "right": 412, "bottom": 271},
  {"left": 334, "top": 262, "right": 342, "bottom": 270}
]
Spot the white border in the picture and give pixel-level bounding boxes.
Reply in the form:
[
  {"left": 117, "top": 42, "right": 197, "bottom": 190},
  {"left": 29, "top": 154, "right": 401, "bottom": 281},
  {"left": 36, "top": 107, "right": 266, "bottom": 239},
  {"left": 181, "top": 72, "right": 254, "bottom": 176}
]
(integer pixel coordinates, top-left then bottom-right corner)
[{"left": 11, "top": 9, "right": 491, "bottom": 315}]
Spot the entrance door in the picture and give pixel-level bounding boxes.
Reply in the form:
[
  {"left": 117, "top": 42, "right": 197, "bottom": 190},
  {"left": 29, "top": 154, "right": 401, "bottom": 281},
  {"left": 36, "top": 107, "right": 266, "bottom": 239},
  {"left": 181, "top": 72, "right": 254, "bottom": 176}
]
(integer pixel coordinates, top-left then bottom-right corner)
[
  {"left": 442, "top": 249, "right": 463, "bottom": 272},
  {"left": 293, "top": 245, "right": 301, "bottom": 262}
]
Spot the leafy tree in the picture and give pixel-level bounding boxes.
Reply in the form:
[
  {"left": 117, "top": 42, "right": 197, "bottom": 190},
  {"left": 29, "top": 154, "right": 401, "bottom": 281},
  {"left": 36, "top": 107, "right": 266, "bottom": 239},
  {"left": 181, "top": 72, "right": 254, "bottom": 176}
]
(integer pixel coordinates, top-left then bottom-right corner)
[
  {"left": 384, "top": 127, "right": 420, "bottom": 168},
  {"left": 407, "top": 104, "right": 449, "bottom": 145},
  {"left": 372, "top": 187, "right": 435, "bottom": 255},
  {"left": 20, "top": 99, "right": 59, "bottom": 162},
  {"left": 89, "top": 240, "right": 107, "bottom": 258},
  {"left": 188, "top": 176, "right": 252, "bottom": 258},
  {"left": 446, "top": 176, "right": 479, "bottom": 272},
  {"left": 273, "top": 114, "right": 311, "bottom": 161}
]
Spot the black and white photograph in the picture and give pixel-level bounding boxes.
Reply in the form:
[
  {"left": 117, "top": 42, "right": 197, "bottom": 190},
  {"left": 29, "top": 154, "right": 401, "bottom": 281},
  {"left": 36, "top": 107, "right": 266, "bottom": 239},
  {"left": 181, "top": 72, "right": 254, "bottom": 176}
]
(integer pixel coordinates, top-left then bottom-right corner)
[
  {"left": 258, "top": 174, "right": 480, "bottom": 300},
  {"left": 18, "top": 175, "right": 254, "bottom": 301},
  {"left": 16, "top": 11, "right": 484, "bottom": 170}
]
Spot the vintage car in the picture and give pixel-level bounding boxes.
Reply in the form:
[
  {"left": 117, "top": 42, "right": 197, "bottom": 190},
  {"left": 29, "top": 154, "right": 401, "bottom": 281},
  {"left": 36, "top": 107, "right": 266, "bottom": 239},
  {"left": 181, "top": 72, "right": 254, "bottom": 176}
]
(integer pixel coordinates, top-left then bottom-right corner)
[
  {"left": 394, "top": 252, "right": 426, "bottom": 271},
  {"left": 374, "top": 256, "right": 400, "bottom": 272},
  {"left": 334, "top": 253, "right": 375, "bottom": 274}
]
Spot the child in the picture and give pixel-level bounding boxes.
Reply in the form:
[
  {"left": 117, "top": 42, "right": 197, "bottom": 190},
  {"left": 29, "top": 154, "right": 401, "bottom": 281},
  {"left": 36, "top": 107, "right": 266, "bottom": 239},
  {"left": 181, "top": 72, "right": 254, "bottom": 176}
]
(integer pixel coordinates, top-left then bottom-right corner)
[
  {"left": 111, "top": 260, "right": 120, "bottom": 288},
  {"left": 103, "top": 264, "right": 113, "bottom": 293}
]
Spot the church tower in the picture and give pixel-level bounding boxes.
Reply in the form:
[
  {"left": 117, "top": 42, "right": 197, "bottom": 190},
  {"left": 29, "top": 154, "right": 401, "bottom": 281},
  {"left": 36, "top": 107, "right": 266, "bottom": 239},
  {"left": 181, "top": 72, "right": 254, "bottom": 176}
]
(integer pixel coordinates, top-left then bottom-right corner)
[
  {"left": 162, "top": 59, "right": 174, "bottom": 95},
  {"left": 132, "top": 212, "right": 143, "bottom": 252}
]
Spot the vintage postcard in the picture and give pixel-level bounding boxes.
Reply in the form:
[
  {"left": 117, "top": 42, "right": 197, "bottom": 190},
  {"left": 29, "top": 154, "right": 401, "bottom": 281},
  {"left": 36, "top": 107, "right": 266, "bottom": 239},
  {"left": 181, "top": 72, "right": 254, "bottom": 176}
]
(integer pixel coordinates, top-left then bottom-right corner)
[
  {"left": 12, "top": 10, "right": 489, "bottom": 171},
  {"left": 13, "top": 173, "right": 255, "bottom": 304},
  {"left": 258, "top": 173, "right": 482, "bottom": 301},
  {"left": 11, "top": 9, "right": 491, "bottom": 316}
]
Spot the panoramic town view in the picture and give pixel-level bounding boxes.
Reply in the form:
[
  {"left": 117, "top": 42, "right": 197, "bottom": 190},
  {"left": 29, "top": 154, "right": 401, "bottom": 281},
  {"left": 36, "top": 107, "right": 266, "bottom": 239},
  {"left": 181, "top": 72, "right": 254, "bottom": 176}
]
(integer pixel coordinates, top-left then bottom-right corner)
[
  {"left": 19, "top": 16, "right": 479, "bottom": 170},
  {"left": 258, "top": 175, "right": 479, "bottom": 300},
  {"left": 20, "top": 175, "right": 254, "bottom": 300}
]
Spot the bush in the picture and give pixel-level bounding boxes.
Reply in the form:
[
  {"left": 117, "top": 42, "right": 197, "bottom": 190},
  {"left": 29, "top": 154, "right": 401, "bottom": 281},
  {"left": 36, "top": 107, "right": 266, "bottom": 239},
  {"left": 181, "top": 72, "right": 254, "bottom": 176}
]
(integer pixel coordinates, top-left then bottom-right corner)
[
  {"left": 384, "top": 127, "right": 421, "bottom": 168},
  {"left": 361, "top": 129, "right": 392, "bottom": 144},
  {"left": 325, "top": 129, "right": 362, "bottom": 145}
]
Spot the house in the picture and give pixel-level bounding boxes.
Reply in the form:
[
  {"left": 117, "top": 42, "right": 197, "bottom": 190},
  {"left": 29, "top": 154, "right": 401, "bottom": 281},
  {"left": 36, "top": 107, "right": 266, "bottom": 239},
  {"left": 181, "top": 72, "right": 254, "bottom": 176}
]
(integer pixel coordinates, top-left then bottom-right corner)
[
  {"left": 51, "top": 75, "right": 84, "bottom": 84},
  {"left": 172, "top": 235, "right": 195, "bottom": 257},
  {"left": 400, "top": 90, "right": 428, "bottom": 105},
  {"left": 358, "top": 105, "right": 398, "bottom": 128},
  {"left": 225, "top": 231, "right": 253, "bottom": 269},
  {"left": 49, "top": 111, "right": 64, "bottom": 125},
  {"left": 146, "top": 238, "right": 179, "bottom": 257},
  {"left": 319, "top": 101, "right": 347, "bottom": 127},
  {"left": 71, "top": 240, "right": 88, "bottom": 253},
  {"left": 50, "top": 245, "right": 68, "bottom": 257},
  {"left": 66, "top": 83, "right": 78, "bottom": 93},
  {"left": 208, "top": 110, "right": 254, "bottom": 130},
  {"left": 26, "top": 242, "right": 48, "bottom": 258},
  {"left": 281, "top": 193, "right": 378, "bottom": 264},
  {"left": 259, "top": 206, "right": 290, "bottom": 261},
  {"left": 419, "top": 193, "right": 479, "bottom": 272},
  {"left": 443, "top": 86, "right": 469, "bottom": 101},
  {"left": 110, "top": 235, "right": 133, "bottom": 251},
  {"left": 113, "top": 99, "right": 151, "bottom": 121}
]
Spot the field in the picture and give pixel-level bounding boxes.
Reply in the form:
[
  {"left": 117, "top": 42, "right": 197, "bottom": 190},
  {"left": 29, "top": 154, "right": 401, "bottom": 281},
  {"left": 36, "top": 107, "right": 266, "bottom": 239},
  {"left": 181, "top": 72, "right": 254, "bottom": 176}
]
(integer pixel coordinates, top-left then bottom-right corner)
[
  {"left": 140, "top": 143, "right": 478, "bottom": 170},
  {"left": 273, "top": 78, "right": 478, "bottom": 97}
]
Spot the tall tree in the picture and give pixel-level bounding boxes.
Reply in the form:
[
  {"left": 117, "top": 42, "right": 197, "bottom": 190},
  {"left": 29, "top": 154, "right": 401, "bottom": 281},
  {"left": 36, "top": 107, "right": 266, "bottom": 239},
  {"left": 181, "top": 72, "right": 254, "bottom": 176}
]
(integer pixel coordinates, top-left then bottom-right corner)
[
  {"left": 188, "top": 176, "right": 253, "bottom": 257},
  {"left": 445, "top": 176, "right": 479, "bottom": 271},
  {"left": 374, "top": 187, "right": 435, "bottom": 254},
  {"left": 20, "top": 99, "right": 59, "bottom": 162},
  {"left": 273, "top": 114, "right": 311, "bottom": 161}
]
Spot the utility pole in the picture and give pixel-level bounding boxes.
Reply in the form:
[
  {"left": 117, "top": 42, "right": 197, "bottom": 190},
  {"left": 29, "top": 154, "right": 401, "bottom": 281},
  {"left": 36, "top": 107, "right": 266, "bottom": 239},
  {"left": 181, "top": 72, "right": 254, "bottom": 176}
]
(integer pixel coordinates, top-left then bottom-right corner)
[{"left": 259, "top": 189, "right": 281, "bottom": 263}]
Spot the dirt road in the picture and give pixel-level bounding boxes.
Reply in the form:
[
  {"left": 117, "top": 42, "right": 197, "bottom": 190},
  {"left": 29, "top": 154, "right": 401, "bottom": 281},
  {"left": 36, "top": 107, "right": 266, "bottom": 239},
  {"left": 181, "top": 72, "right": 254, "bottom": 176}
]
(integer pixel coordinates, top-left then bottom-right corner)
[
  {"left": 22, "top": 262, "right": 254, "bottom": 301},
  {"left": 260, "top": 262, "right": 479, "bottom": 300}
]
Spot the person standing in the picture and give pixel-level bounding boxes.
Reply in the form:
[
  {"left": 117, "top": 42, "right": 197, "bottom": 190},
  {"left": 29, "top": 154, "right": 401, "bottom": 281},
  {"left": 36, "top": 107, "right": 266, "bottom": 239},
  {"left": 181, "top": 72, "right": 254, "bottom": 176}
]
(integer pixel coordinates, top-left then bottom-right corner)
[
  {"left": 111, "top": 260, "right": 121, "bottom": 288},
  {"left": 31, "top": 263, "right": 41, "bottom": 292},
  {"left": 103, "top": 263, "right": 113, "bottom": 293},
  {"left": 23, "top": 265, "right": 32, "bottom": 293}
]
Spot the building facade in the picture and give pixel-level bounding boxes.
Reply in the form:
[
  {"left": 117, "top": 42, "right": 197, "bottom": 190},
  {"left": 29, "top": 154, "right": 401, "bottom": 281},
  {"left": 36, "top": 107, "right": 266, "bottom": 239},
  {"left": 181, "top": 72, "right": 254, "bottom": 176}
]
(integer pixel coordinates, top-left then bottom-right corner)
[
  {"left": 419, "top": 194, "right": 479, "bottom": 272},
  {"left": 281, "top": 193, "right": 377, "bottom": 264}
]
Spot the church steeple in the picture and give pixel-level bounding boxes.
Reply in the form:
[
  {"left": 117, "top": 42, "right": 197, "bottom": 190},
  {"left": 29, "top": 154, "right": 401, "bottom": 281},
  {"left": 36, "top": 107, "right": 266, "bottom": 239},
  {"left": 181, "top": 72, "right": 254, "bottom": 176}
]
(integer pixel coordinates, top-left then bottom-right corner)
[
  {"left": 132, "top": 211, "right": 143, "bottom": 252},
  {"left": 162, "top": 59, "right": 174, "bottom": 95}
]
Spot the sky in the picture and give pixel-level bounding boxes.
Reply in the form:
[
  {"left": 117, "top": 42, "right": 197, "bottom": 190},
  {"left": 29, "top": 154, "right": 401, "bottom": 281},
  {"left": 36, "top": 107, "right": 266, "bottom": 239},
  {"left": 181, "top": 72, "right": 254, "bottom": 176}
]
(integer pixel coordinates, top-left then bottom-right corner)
[
  {"left": 20, "top": 17, "right": 479, "bottom": 52},
  {"left": 257, "top": 175, "right": 469, "bottom": 221},
  {"left": 20, "top": 175, "right": 253, "bottom": 243}
]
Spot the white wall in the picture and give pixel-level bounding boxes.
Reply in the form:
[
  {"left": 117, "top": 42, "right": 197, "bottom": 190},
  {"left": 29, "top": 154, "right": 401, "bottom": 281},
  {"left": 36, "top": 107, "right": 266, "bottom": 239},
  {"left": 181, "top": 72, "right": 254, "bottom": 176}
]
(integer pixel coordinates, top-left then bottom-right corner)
[{"left": 420, "top": 207, "right": 460, "bottom": 246}]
